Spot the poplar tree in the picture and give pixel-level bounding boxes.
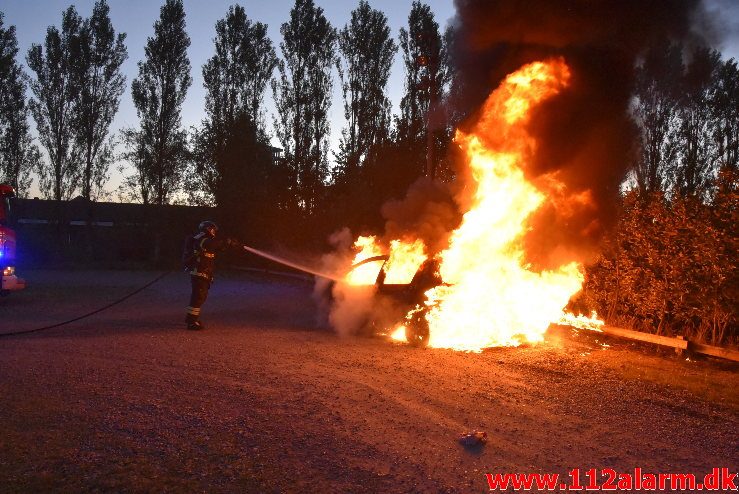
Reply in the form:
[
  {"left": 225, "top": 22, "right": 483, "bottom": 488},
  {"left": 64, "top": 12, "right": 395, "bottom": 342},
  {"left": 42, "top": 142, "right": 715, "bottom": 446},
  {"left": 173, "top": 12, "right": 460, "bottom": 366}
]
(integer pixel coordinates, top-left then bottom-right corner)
[
  {"left": 72, "top": 0, "right": 127, "bottom": 200},
  {"left": 202, "top": 5, "right": 277, "bottom": 135},
  {"left": 335, "top": 1, "right": 396, "bottom": 178},
  {"left": 190, "top": 4, "right": 277, "bottom": 206},
  {"left": 27, "top": 6, "right": 83, "bottom": 200},
  {"left": 631, "top": 40, "right": 684, "bottom": 195},
  {"left": 0, "top": 14, "right": 40, "bottom": 196},
  {"left": 674, "top": 47, "right": 721, "bottom": 197},
  {"left": 397, "top": 1, "right": 448, "bottom": 179},
  {"left": 128, "top": 0, "right": 191, "bottom": 205},
  {"left": 709, "top": 58, "right": 739, "bottom": 173},
  {"left": 272, "top": 0, "right": 336, "bottom": 215}
]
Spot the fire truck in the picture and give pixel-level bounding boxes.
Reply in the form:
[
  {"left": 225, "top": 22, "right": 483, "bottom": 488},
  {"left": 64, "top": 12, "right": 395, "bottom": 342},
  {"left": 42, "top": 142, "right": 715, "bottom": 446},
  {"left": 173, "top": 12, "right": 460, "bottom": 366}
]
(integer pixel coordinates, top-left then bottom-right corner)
[{"left": 0, "top": 184, "right": 26, "bottom": 295}]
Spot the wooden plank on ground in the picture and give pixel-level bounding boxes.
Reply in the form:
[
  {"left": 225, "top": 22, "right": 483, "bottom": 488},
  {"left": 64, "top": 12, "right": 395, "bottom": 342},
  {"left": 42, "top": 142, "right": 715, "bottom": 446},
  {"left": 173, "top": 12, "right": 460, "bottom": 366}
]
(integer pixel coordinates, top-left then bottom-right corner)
[
  {"left": 688, "top": 342, "right": 739, "bottom": 362},
  {"left": 600, "top": 326, "right": 689, "bottom": 349},
  {"left": 585, "top": 326, "right": 739, "bottom": 362}
]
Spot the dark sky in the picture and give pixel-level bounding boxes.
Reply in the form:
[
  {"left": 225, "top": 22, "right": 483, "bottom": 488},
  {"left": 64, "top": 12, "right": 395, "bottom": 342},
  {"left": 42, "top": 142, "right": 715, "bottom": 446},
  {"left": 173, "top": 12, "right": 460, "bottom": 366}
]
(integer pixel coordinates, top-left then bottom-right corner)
[{"left": 2, "top": 0, "right": 737, "bottom": 199}]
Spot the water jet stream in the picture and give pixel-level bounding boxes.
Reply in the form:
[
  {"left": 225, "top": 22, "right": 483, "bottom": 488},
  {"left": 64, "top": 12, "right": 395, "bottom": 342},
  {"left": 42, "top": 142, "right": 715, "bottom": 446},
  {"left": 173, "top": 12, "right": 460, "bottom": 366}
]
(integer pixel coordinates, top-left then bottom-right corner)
[{"left": 241, "top": 245, "right": 343, "bottom": 282}]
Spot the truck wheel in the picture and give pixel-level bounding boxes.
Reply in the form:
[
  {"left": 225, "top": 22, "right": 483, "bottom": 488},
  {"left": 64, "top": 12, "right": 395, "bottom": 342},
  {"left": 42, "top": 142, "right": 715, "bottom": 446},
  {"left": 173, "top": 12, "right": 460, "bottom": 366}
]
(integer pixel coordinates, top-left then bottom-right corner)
[{"left": 405, "top": 312, "right": 430, "bottom": 347}]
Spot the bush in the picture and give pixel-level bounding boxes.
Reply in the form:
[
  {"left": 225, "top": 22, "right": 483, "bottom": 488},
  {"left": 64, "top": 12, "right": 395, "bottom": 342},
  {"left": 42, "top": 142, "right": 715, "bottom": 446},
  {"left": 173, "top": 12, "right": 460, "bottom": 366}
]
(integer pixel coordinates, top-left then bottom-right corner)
[{"left": 578, "top": 168, "right": 737, "bottom": 346}]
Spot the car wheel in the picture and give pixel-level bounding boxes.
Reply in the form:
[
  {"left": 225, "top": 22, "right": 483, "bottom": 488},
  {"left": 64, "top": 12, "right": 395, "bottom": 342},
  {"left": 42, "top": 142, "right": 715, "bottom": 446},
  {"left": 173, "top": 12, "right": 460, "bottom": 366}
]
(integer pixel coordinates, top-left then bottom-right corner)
[{"left": 405, "top": 311, "right": 430, "bottom": 347}]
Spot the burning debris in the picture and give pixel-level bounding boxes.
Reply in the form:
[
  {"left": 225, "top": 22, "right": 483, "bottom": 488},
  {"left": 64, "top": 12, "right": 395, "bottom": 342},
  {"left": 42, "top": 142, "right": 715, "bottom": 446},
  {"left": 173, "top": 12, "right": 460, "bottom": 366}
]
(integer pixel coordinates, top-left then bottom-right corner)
[{"left": 557, "top": 311, "right": 606, "bottom": 332}]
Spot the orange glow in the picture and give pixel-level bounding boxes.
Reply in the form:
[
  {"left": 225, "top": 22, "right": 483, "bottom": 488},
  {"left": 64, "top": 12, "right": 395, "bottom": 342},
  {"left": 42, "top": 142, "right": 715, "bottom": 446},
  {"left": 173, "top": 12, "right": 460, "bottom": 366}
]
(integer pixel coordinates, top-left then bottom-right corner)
[{"left": 425, "top": 58, "right": 587, "bottom": 351}]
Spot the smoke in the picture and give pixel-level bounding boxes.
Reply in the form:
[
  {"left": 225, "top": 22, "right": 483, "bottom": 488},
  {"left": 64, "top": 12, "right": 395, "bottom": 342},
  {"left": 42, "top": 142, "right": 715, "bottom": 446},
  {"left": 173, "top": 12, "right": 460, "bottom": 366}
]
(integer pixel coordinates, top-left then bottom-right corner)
[
  {"left": 449, "top": 0, "right": 711, "bottom": 268},
  {"left": 380, "top": 177, "right": 462, "bottom": 256},
  {"left": 312, "top": 228, "right": 377, "bottom": 336}
]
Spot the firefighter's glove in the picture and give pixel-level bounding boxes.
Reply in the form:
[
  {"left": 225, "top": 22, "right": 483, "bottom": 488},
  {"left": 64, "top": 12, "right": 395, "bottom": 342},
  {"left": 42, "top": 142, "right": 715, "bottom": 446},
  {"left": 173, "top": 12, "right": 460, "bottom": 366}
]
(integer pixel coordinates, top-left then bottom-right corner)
[{"left": 227, "top": 237, "right": 244, "bottom": 249}]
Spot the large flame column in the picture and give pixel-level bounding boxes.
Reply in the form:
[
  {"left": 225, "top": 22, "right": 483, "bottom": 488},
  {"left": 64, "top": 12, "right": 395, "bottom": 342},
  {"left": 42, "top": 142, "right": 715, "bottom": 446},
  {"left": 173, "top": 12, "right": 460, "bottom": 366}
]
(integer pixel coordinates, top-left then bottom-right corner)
[{"left": 425, "top": 59, "right": 585, "bottom": 351}]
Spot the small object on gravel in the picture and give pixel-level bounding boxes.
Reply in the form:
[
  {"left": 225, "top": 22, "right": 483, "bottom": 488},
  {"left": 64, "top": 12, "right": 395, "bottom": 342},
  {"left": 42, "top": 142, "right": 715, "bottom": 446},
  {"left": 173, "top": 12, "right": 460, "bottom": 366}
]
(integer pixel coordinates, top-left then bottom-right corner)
[{"left": 459, "top": 430, "right": 487, "bottom": 447}]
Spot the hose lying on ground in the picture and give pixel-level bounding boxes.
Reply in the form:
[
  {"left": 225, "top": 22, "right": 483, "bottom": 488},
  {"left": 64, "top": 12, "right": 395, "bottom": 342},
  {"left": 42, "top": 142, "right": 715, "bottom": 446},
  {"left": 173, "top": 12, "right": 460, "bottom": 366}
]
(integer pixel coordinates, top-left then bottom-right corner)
[{"left": 0, "top": 270, "right": 172, "bottom": 338}]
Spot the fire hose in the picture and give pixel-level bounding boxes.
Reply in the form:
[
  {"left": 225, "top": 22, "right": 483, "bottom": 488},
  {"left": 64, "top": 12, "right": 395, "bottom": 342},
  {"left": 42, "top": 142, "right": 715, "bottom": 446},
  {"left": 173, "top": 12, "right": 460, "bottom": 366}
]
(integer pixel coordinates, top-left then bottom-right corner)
[{"left": 0, "top": 270, "right": 173, "bottom": 338}]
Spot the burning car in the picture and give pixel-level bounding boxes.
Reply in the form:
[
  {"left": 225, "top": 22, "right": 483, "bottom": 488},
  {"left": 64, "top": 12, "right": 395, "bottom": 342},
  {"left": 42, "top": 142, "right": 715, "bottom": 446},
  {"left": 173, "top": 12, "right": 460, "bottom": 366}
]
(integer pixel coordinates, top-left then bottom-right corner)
[
  {"left": 324, "top": 60, "right": 608, "bottom": 352},
  {"left": 343, "top": 254, "right": 443, "bottom": 347}
]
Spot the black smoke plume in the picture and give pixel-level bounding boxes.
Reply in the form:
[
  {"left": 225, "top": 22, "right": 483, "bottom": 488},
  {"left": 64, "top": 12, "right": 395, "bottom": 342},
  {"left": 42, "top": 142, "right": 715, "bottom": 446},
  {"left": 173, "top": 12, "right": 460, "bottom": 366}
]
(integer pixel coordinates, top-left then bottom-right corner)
[{"left": 449, "top": 0, "right": 710, "bottom": 268}]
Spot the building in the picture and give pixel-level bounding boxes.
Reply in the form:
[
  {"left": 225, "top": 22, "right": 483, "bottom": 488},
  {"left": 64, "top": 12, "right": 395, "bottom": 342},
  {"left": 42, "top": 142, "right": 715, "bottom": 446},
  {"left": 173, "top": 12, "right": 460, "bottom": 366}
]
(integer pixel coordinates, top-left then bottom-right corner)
[{"left": 11, "top": 197, "right": 215, "bottom": 267}]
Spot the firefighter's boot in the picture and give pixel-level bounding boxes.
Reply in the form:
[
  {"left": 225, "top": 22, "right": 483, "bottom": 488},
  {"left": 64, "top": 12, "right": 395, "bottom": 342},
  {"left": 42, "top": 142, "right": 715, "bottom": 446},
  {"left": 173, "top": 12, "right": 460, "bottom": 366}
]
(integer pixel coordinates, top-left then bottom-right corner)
[{"left": 185, "top": 312, "right": 204, "bottom": 331}]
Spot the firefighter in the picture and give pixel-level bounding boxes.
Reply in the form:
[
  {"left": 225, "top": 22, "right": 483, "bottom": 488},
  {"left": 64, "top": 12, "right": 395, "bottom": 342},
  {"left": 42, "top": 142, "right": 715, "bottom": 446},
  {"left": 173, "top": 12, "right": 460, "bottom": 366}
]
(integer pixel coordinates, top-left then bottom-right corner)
[{"left": 184, "top": 220, "right": 242, "bottom": 330}]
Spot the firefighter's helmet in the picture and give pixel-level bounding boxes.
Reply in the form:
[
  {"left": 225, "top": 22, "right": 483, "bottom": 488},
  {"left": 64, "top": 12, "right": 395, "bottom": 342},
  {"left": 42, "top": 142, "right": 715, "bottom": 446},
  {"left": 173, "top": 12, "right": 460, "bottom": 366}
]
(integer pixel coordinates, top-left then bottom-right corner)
[{"left": 199, "top": 220, "right": 218, "bottom": 238}]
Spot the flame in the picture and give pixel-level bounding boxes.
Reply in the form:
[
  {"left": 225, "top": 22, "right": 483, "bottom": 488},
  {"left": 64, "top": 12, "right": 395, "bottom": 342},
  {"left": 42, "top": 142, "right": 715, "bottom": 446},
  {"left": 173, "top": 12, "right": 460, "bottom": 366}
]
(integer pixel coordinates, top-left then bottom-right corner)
[
  {"left": 390, "top": 325, "right": 407, "bottom": 341},
  {"left": 426, "top": 58, "right": 587, "bottom": 351},
  {"left": 341, "top": 59, "right": 604, "bottom": 351},
  {"left": 383, "top": 239, "right": 427, "bottom": 284},
  {"left": 557, "top": 311, "right": 605, "bottom": 332},
  {"left": 346, "top": 236, "right": 384, "bottom": 285},
  {"left": 346, "top": 236, "right": 427, "bottom": 286}
]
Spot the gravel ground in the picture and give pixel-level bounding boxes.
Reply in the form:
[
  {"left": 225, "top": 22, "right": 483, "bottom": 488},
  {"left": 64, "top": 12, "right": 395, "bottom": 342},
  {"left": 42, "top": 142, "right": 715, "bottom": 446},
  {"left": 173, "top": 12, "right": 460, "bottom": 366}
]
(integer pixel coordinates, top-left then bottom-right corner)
[{"left": 1, "top": 269, "right": 737, "bottom": 493}]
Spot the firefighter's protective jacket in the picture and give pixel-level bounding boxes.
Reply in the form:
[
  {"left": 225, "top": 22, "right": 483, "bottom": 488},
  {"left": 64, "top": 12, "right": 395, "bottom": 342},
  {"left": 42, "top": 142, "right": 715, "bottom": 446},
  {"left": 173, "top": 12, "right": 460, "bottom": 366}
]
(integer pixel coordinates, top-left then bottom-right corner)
[{"left": 190, "top": 233, "right": 236, "bottom": 280}]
